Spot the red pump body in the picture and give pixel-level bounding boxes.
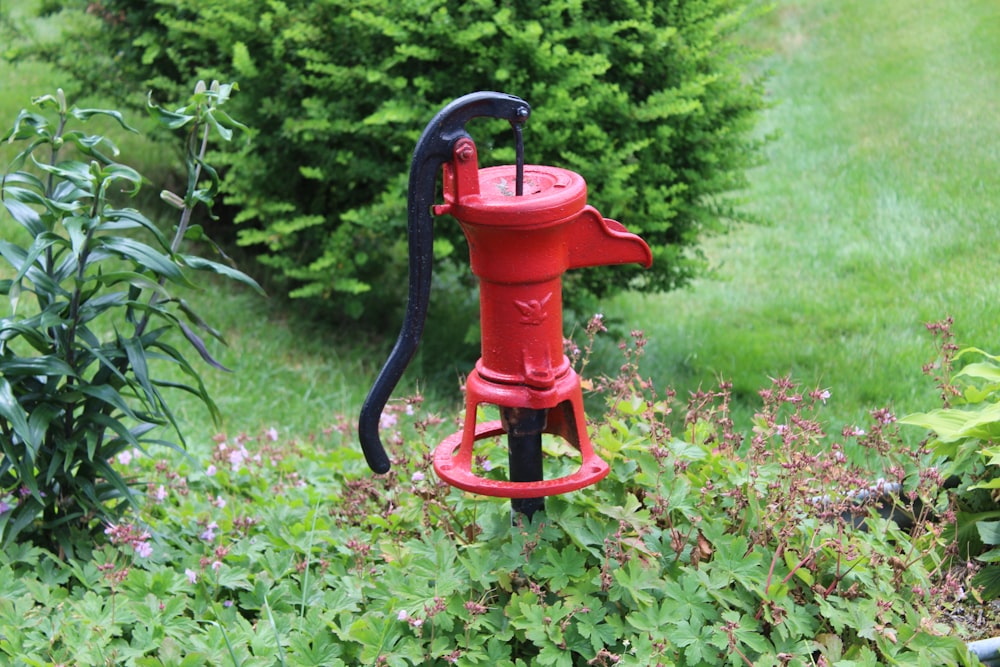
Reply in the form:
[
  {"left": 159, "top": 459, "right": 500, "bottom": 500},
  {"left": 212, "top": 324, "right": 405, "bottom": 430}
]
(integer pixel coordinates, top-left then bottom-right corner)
[{"left": 431, "top": 138, "right": 652, "bottom": 497}]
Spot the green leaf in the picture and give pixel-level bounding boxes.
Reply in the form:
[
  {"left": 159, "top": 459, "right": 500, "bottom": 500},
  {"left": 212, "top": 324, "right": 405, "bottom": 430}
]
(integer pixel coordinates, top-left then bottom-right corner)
[
  {"left": 94, "top": 270, "right": 172, "bottom": 297},
  {"left": 1, "top": 195, "right": 44, "bottom": 237},
  {"left": 181, "top": 255, "right": 265, "bottom": 294},
  {"left": 0, "top": 356, "right": 75, "bottom": 378},
  {"left": 0, "top": 378, "right": 35, "bottom": 451},
  {"left": 977, "top": 520, "right": 1000, "bottom": 546},
  {"left": 535, "top": 545, "right": 587, "bottom": 591},
  {"left": 70, "top": 106, "right": 139, "bottom": 133},
  {"left": 955, "top": 361, "right": 1000, "bottom": 384},
  {"left": 122, "top": 333, "right": 157, "bottom": 407},
  {"left": 30, "top": 157, "right": 95, "bottom": 192},
  {"left": 146, "top": 93, "right": 195, "bottom": 129},
  {"left": 900, "top": 402, "right": 1000, "bottom": 442},
  {"left": 177, "top": 320, "right": 229, "bottom": 372},
  {"left": 971, "top": 564, "right": 1000, "bottom": 600},
  {"left": 625, "top": 598, "right": 674, "bottom": 633},
  {"left": 99, "top": 237, "right": 194, "bottom": 287}
]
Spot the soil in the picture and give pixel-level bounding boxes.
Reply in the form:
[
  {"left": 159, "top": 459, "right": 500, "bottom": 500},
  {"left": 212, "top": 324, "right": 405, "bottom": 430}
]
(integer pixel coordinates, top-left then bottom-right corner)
[{"left": 940, "top": 598, "right": 1000, "bottom": 643}]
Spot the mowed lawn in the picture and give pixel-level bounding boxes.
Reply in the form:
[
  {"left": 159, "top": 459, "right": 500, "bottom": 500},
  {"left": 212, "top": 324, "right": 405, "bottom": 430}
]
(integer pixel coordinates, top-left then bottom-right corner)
[{"left": 610, "top": 0, "right": 1000, "bottom": 430}]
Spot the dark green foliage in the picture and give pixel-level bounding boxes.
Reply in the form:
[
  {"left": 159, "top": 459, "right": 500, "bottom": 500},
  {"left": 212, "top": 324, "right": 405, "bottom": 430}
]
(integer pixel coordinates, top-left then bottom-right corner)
[{"left": 42, "top": 0, "right": 767, "bottom": 322}]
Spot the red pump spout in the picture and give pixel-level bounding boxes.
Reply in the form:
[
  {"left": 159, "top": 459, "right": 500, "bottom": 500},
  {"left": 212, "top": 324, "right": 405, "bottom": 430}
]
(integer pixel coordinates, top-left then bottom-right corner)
[{"left": 567, "top": 206, "right": 652, "bottom": 272}]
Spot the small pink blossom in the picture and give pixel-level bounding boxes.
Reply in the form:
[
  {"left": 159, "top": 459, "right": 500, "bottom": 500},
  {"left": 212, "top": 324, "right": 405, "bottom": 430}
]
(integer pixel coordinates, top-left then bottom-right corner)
[
  {"left": 397, "top": 609, "right": 409, "bottom": 621},
  {"left": 380, "top": 412, "right": 398, "bottom": 429},
  {"left": 153, "top": 485, "right": 168, "bottom": 502},
  {"left": 229, "top": 447, "right": 247, "bottom": 472},
  {"left": 266, "top": 427, "right": 279, "bottom": 442},
  {"left": 206, "top": 464, "right": 217, "bottom": 476},
  {"left": 212, "top": 495, "right": 226, "bottom": 509},
  {"left": 185, "top": 568, "right": 198, "bottom": 584},
  {"left": 411, "top": 471, "right": 425, "bottom": 483},
  {"left": 200, "top": 522, "right": 219, "bottom": 542},
  {"left": 117, "top": 450, "right": 133, "bottom": 466},
  {"left": 212, "top": 560, "right": 222, "bottom": 571},
  {"left": 134, "top": 540, "right": 153, "bottom": 558}
]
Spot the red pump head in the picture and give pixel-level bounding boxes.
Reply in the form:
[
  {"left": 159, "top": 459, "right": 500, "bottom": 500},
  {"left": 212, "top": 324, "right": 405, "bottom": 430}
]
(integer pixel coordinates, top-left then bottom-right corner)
[{"left": 359, "top": 92, "right": 650, "bottom": 505}]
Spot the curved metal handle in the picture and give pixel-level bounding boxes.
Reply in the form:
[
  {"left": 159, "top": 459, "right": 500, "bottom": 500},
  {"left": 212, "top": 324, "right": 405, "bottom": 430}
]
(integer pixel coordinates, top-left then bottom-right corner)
[{"left": 359, "top": 92, "right": 530, "bottom": 473}]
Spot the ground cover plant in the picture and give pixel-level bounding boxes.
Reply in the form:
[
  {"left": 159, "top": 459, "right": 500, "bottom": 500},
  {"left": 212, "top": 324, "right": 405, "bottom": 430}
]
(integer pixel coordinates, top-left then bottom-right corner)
[
  {"left": 0, "top": 327, "right": 985, "bottom": 665},
  {"left": 901, "top": 319, "right": 1000, "bottom": 601}
]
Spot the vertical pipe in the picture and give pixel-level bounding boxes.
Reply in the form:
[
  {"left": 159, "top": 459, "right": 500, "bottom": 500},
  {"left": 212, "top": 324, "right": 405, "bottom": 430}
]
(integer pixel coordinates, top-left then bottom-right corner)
[{"left": 501, "top": 407, "right": 546, "bottom": 519}]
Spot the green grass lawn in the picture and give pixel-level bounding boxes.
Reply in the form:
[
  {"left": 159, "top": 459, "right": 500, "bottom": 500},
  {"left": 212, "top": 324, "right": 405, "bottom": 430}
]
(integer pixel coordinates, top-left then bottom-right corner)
[
  {"left": 2, "top": 0, "right": 999, "bottom": 446},
  {"left": 606, "top": 0, "right": 1000, "bottom": 431}
]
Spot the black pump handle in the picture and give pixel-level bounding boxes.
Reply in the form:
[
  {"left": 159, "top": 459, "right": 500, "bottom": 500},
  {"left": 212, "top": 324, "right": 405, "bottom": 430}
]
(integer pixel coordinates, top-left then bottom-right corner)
[{"left": 358, "top": 92, "right": 531, "bottom": 473}]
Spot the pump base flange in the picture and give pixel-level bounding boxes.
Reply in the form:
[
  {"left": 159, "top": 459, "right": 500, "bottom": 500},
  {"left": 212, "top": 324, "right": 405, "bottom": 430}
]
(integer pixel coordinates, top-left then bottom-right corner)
[{"left": 432, "top": 420, "right": 609, "bottom": 498}]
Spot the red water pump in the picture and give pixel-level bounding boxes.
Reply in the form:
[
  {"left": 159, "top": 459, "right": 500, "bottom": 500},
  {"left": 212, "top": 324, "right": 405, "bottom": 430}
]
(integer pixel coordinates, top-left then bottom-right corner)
[{"left": 359, "top": 92, "right": 650, "bottom": 516}]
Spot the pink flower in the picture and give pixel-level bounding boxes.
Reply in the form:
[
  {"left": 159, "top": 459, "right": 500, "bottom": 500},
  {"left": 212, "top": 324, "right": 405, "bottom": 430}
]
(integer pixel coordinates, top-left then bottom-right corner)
[
  {"left": 228, "top": 447, "right": 247, "bottom": 472},
  {"left": 411, "top": 471, "right": 425, "bottom": 483},
  {"left": 206, "top": 464, "right": 217, "bottom": 476},
  {"left": 117, "top": 450, "right": 133, "bottom": 466},
  {"left": 200, "top": 522, "right": 218, "bottom": 542},
  {"left": 266, "top": 427, "right": 279, "bottom": 442},
  {"left": 134, "top": 540, "right": 153, "bottom": 558},
  {"left": 153, "top": 485, "right": 168, "bottom": 502},
  {"left": 185, "top": 568, "right": 198, "bottom": 584}
]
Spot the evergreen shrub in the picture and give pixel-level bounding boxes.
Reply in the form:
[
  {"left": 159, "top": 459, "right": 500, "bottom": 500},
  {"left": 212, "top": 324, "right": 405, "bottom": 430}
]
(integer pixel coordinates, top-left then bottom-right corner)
[{"left": 41, "top": 0, "right": 767, "bottom": 323}]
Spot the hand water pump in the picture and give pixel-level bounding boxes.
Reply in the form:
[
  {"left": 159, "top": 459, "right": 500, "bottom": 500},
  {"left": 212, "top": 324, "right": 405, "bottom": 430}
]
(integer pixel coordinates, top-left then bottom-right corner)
[{"left": 358, "top": 92, "right": 651, "bottom": 516}]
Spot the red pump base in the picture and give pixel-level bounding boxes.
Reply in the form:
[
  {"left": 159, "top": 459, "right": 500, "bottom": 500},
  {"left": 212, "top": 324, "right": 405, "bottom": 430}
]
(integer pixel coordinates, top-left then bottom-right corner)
[{"left": 432, "top": 367, "right": 610, "bottom": 498}]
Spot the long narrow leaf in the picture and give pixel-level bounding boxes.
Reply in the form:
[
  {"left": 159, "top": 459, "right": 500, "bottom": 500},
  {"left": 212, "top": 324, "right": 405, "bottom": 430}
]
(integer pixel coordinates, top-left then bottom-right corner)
[
  {"left": 26, "top": 403, "right": 63, "bottom": 453},
  {"left": 70, "top": 106, "right": 139, "bottom": 133},
  {"left": 14, "top": 232, "right": 67, "bottom": 284},
  {"left": 122, "top": 334, "right": 157, "bottom": 407},
  {"left": 78, "top": 384, "right": 141, "bottom": 421},
  {"left": 0, "top": 378, "right": 36, "bottom": 453},
  {"left": 103, "top": 208, "right": 171, "bottom": 248},
  {"left": 99, "top": 237, "right": 194, "bottom": 287},
  {"left": 0, "top": 197, "right": 45, "bottom": 237},
  {"left": 148, "top": 339, "right": 222, "bottom": 425},
  {"left": 30, "top": 157, "right": 95, "bottom": 192},
  {"left": 0, "top": 356, "right": 76, "bottom": 378},
  {"left": 90, "top": 458, "right": 140, "bottom": 513},
  {"left": 94, "top": 271, "right": 172, "bottom": 298},
  {"left": 177, "top": 319, "right": 229, "bottom": 371},
  {"left": 181, "top": 255, "right": 265, "bottom": 294}
]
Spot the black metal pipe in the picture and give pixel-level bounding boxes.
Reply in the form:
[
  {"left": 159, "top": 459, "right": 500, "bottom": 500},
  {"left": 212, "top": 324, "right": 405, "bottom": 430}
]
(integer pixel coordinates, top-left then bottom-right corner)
[{"left": 501, "top": 407, "right": 547, "bottom": 519}]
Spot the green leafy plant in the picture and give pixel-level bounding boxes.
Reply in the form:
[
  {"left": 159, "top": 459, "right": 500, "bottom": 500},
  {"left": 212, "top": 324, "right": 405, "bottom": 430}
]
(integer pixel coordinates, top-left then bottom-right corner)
[
  {"left": 0, "top": 82, "right": 262, "bottom": 556},
  {"left": 0, "top": 328, "right": 979, "bottom": 665},
  {"left": 35, "top": 0, "right": 769, "bottom": 324},
  {"left": 902, "top": 318, "right": 1000, "bottom": 599}
]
